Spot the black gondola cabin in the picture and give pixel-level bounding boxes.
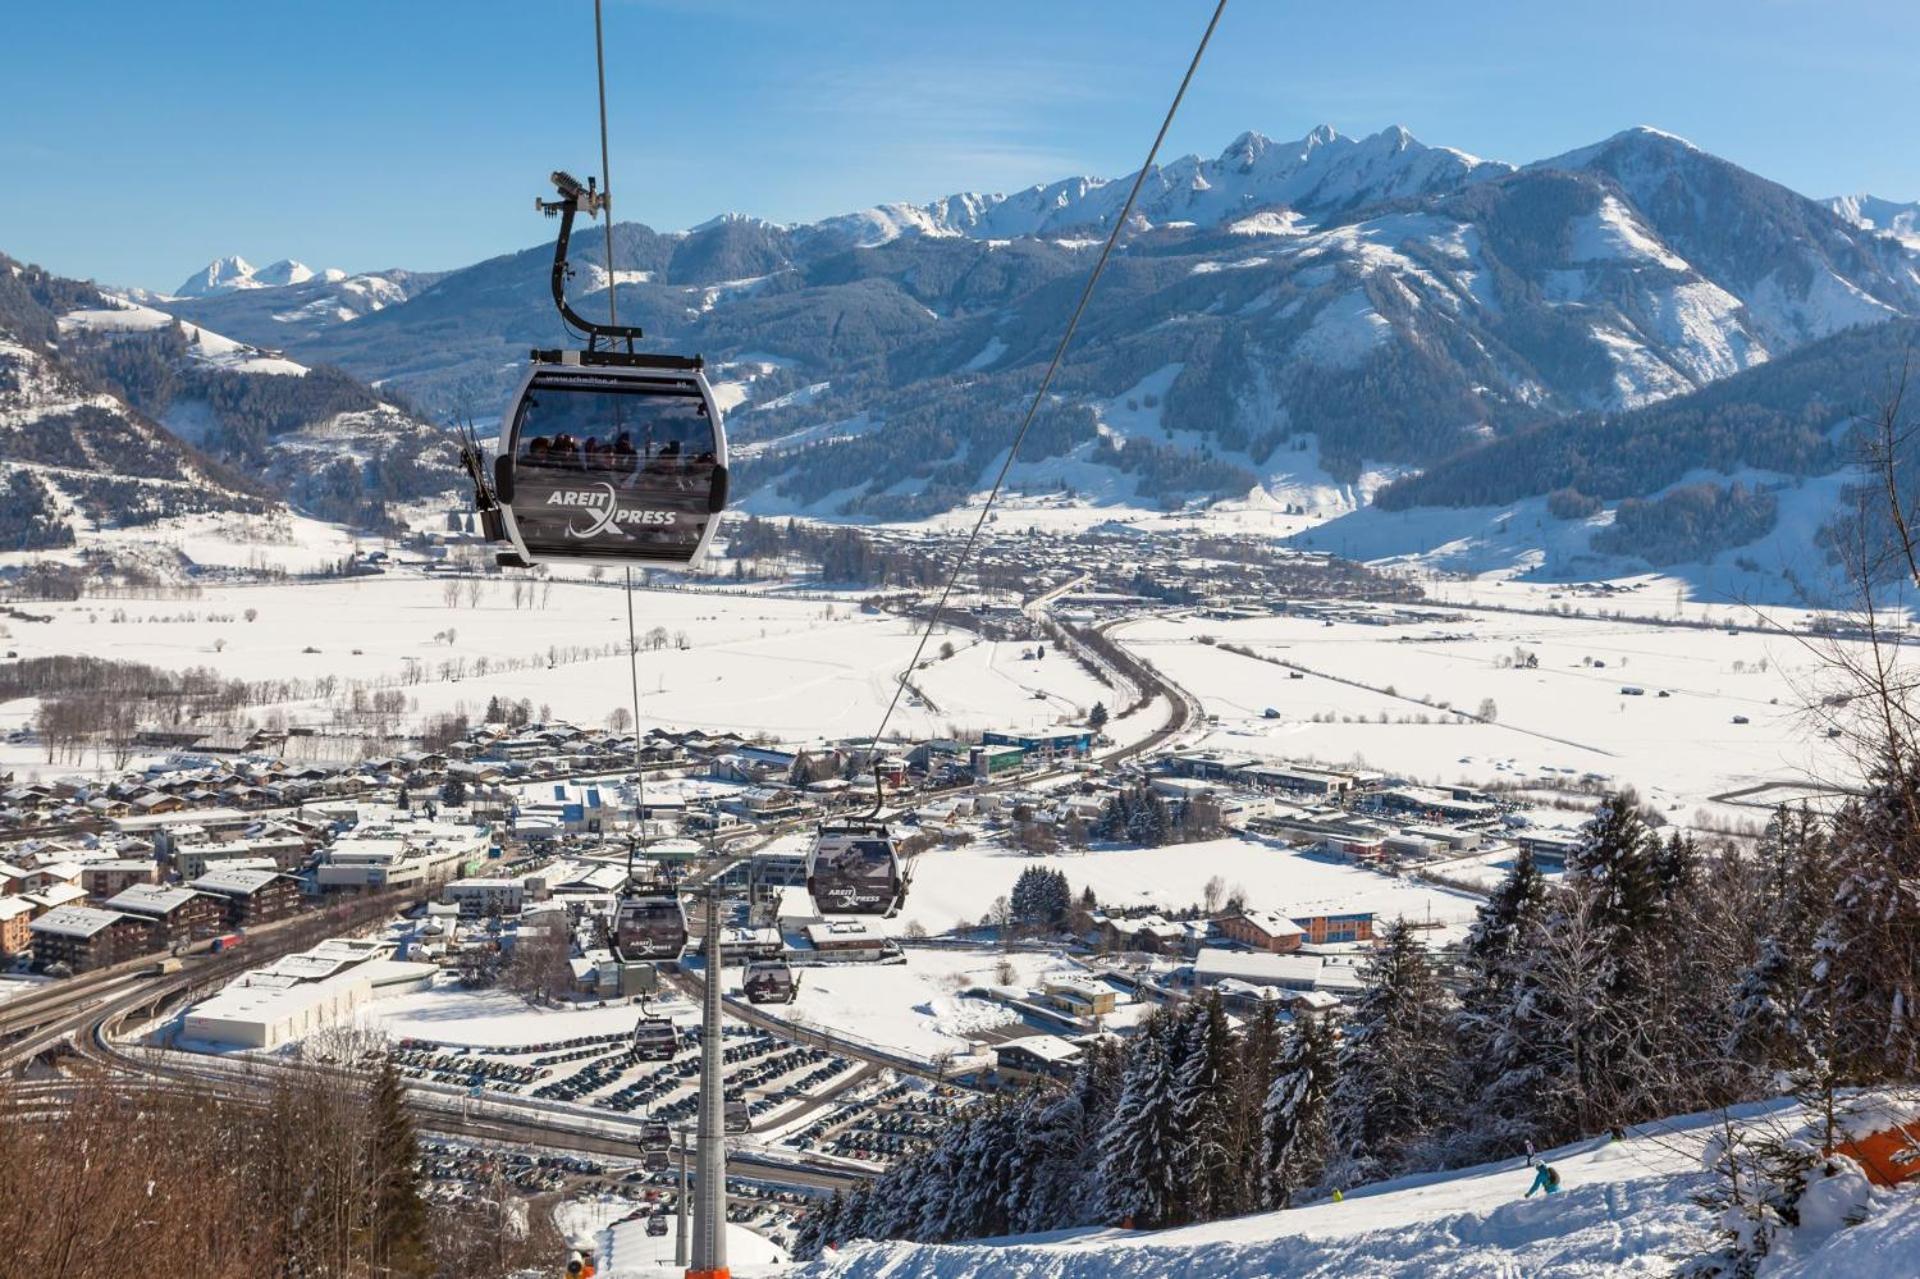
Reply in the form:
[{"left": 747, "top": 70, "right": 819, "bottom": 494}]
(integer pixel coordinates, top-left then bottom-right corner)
[{"left": 493, "top": 358, "right": 727, "bottom": 567}]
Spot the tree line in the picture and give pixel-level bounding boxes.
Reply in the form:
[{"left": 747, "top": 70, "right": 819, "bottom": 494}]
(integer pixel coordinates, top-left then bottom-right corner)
[
  {"left": 0, "top": 1053, "right": 559, "bottom": 1278},
  {"left": 796, "top": 776, "right": 1920, "bottom": 1263}
]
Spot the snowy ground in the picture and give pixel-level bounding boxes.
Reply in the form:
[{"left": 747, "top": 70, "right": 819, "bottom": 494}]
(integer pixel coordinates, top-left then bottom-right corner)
[
  {"left": 0, "top": 576, "right": 1119, "bottom": 775},
  {"left": 0, "top": 509, "right": 370, "bottom": 577},
  {"left": 1118, "top": 608, "right": 1864, "bottom": 830},
  {"left": 557, "top": 1195, "right": 791, "bottom": 1276},
  {"left": 351, "top": 976, "right": 700, "bottom": 1047},
  {"left": 799, "top": 1097, "right": 1920, "bottom": 1279},
  {"left": 870, "top": 835, "right": 1483, "bottom": 944},
  {"left": 752, "top": 947, "right": 1089, "bottom": 1062}
]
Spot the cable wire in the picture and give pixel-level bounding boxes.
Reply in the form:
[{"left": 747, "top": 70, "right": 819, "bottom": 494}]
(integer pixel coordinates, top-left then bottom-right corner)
[
  {"left": 625, "top": 566, "right": 651, "bottom": 881},
  {"left": 864, "top": 0, "right": 1229, "bottom": 754},
  {"left": 593, "top": 0, "right": 619, "bottom": 332}
]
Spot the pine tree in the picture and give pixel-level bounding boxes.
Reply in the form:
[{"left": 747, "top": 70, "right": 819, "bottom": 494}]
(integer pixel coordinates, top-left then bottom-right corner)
[
  {"left": 1170, "top": 993, "right": 1239, "bottom": 1224},
  {"left": 1557, "top": 794, "right": 1673, "bottom": 1129},
  {"left": 840, "top": 1182, "right": 875, "bottom": 1245},
  {"left": 1235, "top": 1005, "right": 1281, "bottom": 1213},
  {"left": 1567, "top": 795, "right": 1664, "bottom": 955},
  {"left": 1096, "top": 1009, "right": 1185, "bottom": 1227},
  {"left": 1460, "top": 847, "right": 1548, "bottom": 1018},
  {"left": 367, "top": 1054, "right": 430, "bottom": 1278},
  {"left": 1455, "top": 848, "right": 1550, "bottom": 1155},
  {"left": 1814, "top": 756, "right": 1920, "bottom": 1081},
  {"left": 1326, "top": 921, "right": 1455, "bottom": 1187},
  {"left": 1481, "top": 876, "right": 1618, "bottom": 1144},
  {"left": 795, "top": 1190, "right": 842, "bottom": 1258},
  {"left": 1264, "top": 1011, "right": 1336, "bottom": 1207}
]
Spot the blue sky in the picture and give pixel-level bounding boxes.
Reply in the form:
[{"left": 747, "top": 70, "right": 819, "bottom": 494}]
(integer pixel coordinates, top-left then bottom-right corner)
[{"left": 4, "top": 0, "right": 1916, "bottom": 292}]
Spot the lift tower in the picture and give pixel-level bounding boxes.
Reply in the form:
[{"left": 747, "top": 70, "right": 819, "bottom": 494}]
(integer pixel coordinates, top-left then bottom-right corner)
[{"left": 687, "top": 885, "right": 729, "bottom": 1279}]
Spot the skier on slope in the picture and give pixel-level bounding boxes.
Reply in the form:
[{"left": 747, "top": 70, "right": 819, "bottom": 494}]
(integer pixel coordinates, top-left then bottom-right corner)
[{"left": 1524, "top": 1163, "right": 1562, "bottom": 1197}]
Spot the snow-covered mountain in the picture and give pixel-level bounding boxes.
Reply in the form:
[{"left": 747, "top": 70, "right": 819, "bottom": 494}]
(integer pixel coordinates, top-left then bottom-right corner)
[
  {"left": 810, "top": 125, "right": 1510, "bottom": 249},
  {"left": 173, "top": 255, "right": 345, "bottom": 297},
  {"left": 0, "top": 258, "right": 271, "bottom": 546},
  {"left": 157, "top": 263, "right": 440, "bottom": 347},
  {"left": 1532, "top": 128, "right": 1920, "bottom": 348},
  {"left": 2, "top": 255, "right": 460, "bottom": 536},
  {"left": 116, "top": 124, "right": 1920, "bottom": 582},
  {"left": 1827, "top": 194, "right": 1920, "bottom": 251}
]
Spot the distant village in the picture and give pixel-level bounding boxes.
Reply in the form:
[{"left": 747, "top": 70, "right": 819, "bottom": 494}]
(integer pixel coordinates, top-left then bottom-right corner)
[{"left": 0, "top": 689, "right": 1582, "bottom": 1087}]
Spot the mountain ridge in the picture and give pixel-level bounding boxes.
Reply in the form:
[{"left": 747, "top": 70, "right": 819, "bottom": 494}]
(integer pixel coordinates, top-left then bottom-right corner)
[{"left": 128, "top": 123, "right": 1920, "bottom": 577}]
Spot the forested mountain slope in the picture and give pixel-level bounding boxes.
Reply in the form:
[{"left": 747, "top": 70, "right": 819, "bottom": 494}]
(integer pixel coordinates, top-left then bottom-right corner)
[
  {"left": 8, "top": 255, "right": 464, "bottom": 531},
  {"left": 0, "top": 257, "right": 268, "bottom": 548},
  {"left": 151, "top": 125, "right": 1919, "bottom": 529}
]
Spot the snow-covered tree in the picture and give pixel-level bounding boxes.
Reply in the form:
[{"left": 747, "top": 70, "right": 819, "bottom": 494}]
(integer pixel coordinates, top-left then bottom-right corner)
[
  {"left": 1815, "top": 757, "right": 1920, "bottom": 1081},
  {"left": 1326, "top": 921, "right": 1455, "bottom": 1186},
  {"left": 1170, "top": 994, "right": 1239, "bottom": 1224},
  {"left": 1264, "top": 1011, "right": 1337, "bottom": 1207},
  {"left": 1456, "top": 847, "right": 1549, "bottom": 1113},
  {"left": 1097, "top": 1009, "right": 1186, "bottom": 1227},
  {"left": 1234, "top": 1005, "right": 1280, "bottom": 1213}
]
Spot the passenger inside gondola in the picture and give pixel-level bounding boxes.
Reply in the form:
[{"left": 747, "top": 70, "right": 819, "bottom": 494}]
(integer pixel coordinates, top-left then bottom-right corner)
[{"left": 515, "top": 380, "right": 714, "bottom": 498}]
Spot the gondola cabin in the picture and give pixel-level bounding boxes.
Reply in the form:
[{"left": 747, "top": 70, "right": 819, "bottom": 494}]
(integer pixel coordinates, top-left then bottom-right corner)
[
  {"left": 492, "top": 356, "right": 727, "bottom": 568},
  {"left": 744, "top": 959, "right": 799, "bottom": 1005},
  {"left": 631, "top": 1015, "right": 679, "bottom": 1062},
  {"left": 614, "top": 892, "right": 688, "bottom": 963},
  {"left": 805, "top": 820, "right": 905, "bottom": 916},
  {"left": 724, "top": 1100, "right": 751, "bottom": 1135}
]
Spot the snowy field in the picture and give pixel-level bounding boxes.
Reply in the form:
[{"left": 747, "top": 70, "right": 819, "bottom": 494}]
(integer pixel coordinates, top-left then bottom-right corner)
[
  {"left": 1118, "top": 608, "right": 1864, "bottom": 829},
  {"left": 557, "top": 1196, "right": 789, "bottom": 1277},
  {"left": 0, "top": 576, "right": 1126, "bottom": 771},
  {"left": 870, "top": 835, "right": 1484, "bottom": 944},
  {"left": 800, "top": 1096, "right": 1920, "bottom": 1279},
  {"left": 754, "top": 947, "right": 1088, "bottom": 1062},
  {"left": 350, "top": 976, "right": 701, "bottom": 1047}
]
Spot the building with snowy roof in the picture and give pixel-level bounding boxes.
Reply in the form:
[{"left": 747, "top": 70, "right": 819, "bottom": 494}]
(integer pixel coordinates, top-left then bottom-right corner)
[
  {"left": 1192, "top": 947, "right": 1323, "bottom": 992},
  {"left": 80, "top": 858, "right": 159, "bottom": 901},
  {"left": 316, "top": 819, "right": 486, "bottom": 890},
  {"left": 30, "top": 905, "right": 150, "bottom": 972},
  {"left": 189, "top": 867, "right": 303, "bottom": 929},
  {"left": 183, "top": 937, "right": 430, "bottom": 1050},
  {"left": 1216, "top": 909, "right": 1307, "bottom": 953},
  {"left": 993, "top": 1034, "right": 1084, "bottom": 1086},
  {"left": 104, "top": 883, "right": 222, "bottom": 948},
  {"left": 0, "top": 896, "right": 34, "bottom": 956}
]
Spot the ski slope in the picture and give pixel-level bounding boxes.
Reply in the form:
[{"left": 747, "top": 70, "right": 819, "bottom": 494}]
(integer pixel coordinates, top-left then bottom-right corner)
[{"left": 799, "top": 1100, "right": 1920, "bottom": 1278}]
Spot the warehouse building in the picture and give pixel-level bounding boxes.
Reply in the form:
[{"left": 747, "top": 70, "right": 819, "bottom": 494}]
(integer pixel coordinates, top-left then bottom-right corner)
[{"left": 182, "top": 939, "right": 434, "bottom": 1050}]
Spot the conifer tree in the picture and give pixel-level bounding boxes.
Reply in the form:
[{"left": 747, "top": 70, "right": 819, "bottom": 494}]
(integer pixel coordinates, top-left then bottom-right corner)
[
  {"left": 1235, "top": 1005, "right": 1281, "bottom": 1213},
  {"left": 1725, "top": 807, "right": 1836, "bottom": 1079},
  {"left": 1326, "top": 921, "right": 1455, "bottom": 1186},
  {"left": 367, "top": 1053, "right": 430, "bottom": 1278},
  {"left": 1170, "top": 993, "right": 1239, "bottom": 1224},
  {"left": 1814, "top": 757, "right": 1920, "bottom": 1080},
  {"left": 1264, "top": 1011, "right": 1336, "bottom": 1207},
  {"left": 1458, "top": 847, "right": 1548, "bottom": 1036},
  {"left": 1096, "top": 1009, "right": 1185, "bottom": 1227}
]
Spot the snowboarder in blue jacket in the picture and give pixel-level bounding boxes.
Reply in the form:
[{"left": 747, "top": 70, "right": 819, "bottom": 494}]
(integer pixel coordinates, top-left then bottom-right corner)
[{"left": 1525, "top": 1164, "right": 1561, "bottom": 1197}]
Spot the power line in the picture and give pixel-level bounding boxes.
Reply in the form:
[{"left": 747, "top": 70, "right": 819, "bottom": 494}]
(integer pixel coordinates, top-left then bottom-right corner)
[{"left": 864, "top": 0, "right": 1230, "bottom": 752}]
